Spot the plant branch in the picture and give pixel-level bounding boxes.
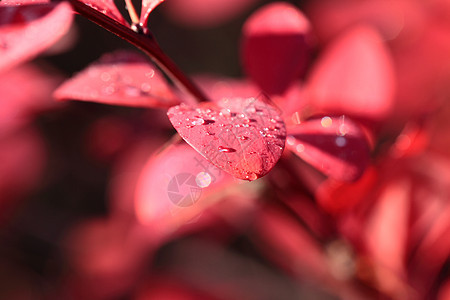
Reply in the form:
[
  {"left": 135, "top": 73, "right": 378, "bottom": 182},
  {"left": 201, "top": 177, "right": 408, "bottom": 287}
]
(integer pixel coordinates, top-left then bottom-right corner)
[{"left": 68, "top": 0, "right": 209, "bottom": 104}]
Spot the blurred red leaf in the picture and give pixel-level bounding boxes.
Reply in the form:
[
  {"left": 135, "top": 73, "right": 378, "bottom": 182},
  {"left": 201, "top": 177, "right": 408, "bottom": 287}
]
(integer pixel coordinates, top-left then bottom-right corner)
[
  {"left": 287, "top": 116, "right": 371, "bottom": 182},
  {"left": 306, "top": 0, "right": 424, "bottom": 45},
  {"left": 0, "top": 1, "right": 73, "bottom": 72},
  {"left": 54, "top": 51, "right": 180, "bottom": 108},
  {"left": 307, "top": 26, "right": 395, "bottom": 121},
  {"left": 63, "top": 218, "right": 149, "bottom": 300},
  {"left": 140, "top": 0, "right": 164, "bottom": 27},
  {"left": 0, "top": 127, "right": 46, "bottom": 225},
  {"left": 254, "top": 204, "right": 330, "bottom": 282},
  {"left": 134, "top": 142, "right": 235, "bottom": 231},
  {"left": 193, "top": 75, "right": 260, "bottom": 102},
  {"left": 74, "top": 0, "right": 127, "bottom": 25},
  {"left": 0, "top": 63, "right": 61, "bottom": 132},
  {"left": 241, "top": 2, "right": 312, "bottom": 94},
  {"left": 167, "top": 95, "right": 286, "bottom": 180},
  {"left": 364, "top": 179, "right": 410, "bottom": 282},
  {"left": 316, "top": 166, "right": 378, "bottom": 214}
]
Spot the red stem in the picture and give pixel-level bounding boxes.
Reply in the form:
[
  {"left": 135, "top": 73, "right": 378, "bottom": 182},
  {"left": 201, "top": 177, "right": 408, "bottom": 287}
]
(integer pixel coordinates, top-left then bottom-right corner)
[{"left": 68, "top": 0, "right": 209, "bottom": 104}]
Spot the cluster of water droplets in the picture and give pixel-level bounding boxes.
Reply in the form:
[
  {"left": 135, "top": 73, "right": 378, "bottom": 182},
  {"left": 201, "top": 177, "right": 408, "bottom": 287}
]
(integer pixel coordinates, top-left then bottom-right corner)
[{"left": 168, "top": 99, "right": 287, "bottom": 181}]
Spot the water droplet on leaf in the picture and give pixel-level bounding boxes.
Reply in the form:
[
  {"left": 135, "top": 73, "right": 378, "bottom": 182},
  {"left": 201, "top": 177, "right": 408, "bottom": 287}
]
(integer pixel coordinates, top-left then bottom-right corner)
[{"left": 218, "top": 146, "right": 236, "bottom": 153}]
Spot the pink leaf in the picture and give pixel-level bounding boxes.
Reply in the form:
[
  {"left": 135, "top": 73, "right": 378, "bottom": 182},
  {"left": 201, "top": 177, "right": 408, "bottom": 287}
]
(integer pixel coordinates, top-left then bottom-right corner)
[
  {"left": 193, "top": 75, "right": 260, "bottom": 101},
  {"left": 241, "top": 2, "right": 312, "bottom": 95},
  {"left": 0, "top": 63, "right": 62, "bottom": 132},
  {"left": 140, "top": 0, "right": 164, "bottom": 27},
  {"left": 307, "top": 26, "right": 395, "bottom": 121},
  {"left": 364, "top": 179, "right": 410, "bottom": 278},
  {"left": 0, "top": 1, "right": 73, "bottom": 72},
  {"left": 286, "top": 116, "right": 371, "bottom": 182},
  {"left": 54, "top": 51, "right": 180, "bottom": 108},
  {"left": 167, "top": 95, "right": 286, "bottom": 180},
  {"left": 75, "top": 0, "right": 127, "bottom": 25},
  {"left": 134, "top": 142, "right": 235, "bottom": 230}
]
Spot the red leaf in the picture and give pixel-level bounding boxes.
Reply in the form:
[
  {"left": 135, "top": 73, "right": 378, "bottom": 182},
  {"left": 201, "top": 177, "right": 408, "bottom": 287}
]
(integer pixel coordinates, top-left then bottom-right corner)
[
  {"left": 307, "top": 26, "right": 395, "bottom": 121},
  {"left": 134, "top": 142, "right": 235, "bottom": 230},
  {"left": 241, "top": 2, "right": 312, "bottom": 95},
  {"left": 0, "top": 127, "right": 46, "bottom": 225},
  {"left": 0, "top": 63, "right": 61, "bottom": 132},
  {"left": 167, "top": 95, "right": 286, "bottom": 180},
  {"left": 364, "top": 179, "right": 410, "bottom": 278},
  {"left": 140, "top": 0, "right": 164, "bottom": 27},
  {"left": 316, "top": 166, "right": 378, "bottom": 214},
  {"left": 193, "top": 75, "right": 260, "bottom": 101},
  {"left": 286, "top": 116, "right": 371, "bottom": 182},
  {"left": 75, "top": 0, "right": 127, "bottom": 25},
  {"left": 0, "top": 1, "right": 73, "bottom": 72},
  {"left": 254, "top": 205, "right": 331, "bottom": 281},
  {"left": 54, "top": 51, "right": 180, "bottom": 108}
]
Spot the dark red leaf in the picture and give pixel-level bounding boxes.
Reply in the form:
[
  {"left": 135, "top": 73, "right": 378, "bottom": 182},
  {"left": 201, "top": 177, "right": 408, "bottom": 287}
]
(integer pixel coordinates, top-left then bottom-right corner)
[
  {"left": 316, "top": 166, "right": 378, "bottom": 214},
  {"left": 0, "top": 1, "right": 73, "bottom": 72},
  {"left": 140, "top": 0, "right": 164, "bottom": 27},
  {"left": 241, "top": 2, "right": 312, "bottom": 94},
  {"left": 286, "top": 116, "right": 370, "bottom": 182},
  {"left": 54, "top": 51, "right": 180, "bottom": 108},
  {"left": 307, "top": 26, "right": 395, "bottom": 121},
  {"left": 75, "top": 0, "right": 127, "bottom": 25},
  {"left": 167, "top": 95, "right": 286, "bottom": 180}
]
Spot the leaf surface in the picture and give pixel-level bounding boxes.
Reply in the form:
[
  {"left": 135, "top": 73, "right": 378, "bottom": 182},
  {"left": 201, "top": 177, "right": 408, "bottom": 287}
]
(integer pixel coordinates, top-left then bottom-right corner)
[
  {"left": 241, "top": 2, "right": 312, "bottom": 94},
  {"left": 307, "top": 26, "right": 395, "bottom": 121},
  {"left": 286, "top": 116, "right": 370, "bottom": 182},
  {"left": 0, "top": 1, "right": 73, "bottom": 72},
  {"left": 167, "top": 95, "right": 286, "bottom": 180},
  {"left": 54, "top": 51, "right": 180, "bottom": 108},
  {"left": 75, "top": 0, "right": 127, "bottom": 25},
  {"left": 134, "top": 142, "right": 235, "bottom": 229},
  {"left": 140, "top": 0, "right": 164, "bottom": 27}
]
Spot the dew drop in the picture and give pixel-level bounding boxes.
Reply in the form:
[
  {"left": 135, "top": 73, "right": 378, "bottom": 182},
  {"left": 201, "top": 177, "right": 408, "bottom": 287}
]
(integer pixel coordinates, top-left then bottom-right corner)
[
  {"left": 286, "top": 136, "right": 296, "bottom": 146},
  {"left": 335, "top": 136, "right": 347, "bottom": 147},
  {"left": 196, "top": 172, "right": 211, "bottom": 188},
  {"left": 238, "top": 136, "right": 249, "bottom": 140},
  {"left": 203, "top": 120, "right": 215, "bottom": 125},
  {"left": 191, "top": 118, "right": 205, "bottom": 126},
  {"left": 220, "top": 108, "right": 231, "bottom": 117},
  {"left": 245, "top": 173, "right": 258, "bottom": 181},
  {"left": 124, "top": 86, "right": 140, "bottom": 97},
  {"left": 141, "top": 83, "right": 151, "bottom": 93},
  {"left": 101, "top": 84, "right": 116, "bottom": 95},
  {"left": 296, "top": 144, "right": 305, "bottom": 152},
  {"left": 145, "top": 70, "right": 155, "bottom": 78},
  {"left": 218, "top": 146, "right": 236, "bottom": 153},
  {"left": 321, "top": 116, "right": 332, "bottom": 128},
  {"left": 245, "top": 106, "right": 256, "bottom": 114}
]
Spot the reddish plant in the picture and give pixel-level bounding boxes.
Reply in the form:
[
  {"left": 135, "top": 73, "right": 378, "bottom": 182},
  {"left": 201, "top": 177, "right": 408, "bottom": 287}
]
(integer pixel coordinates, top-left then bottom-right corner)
[{"left": 1, "top": 0, "right": 450, "bottom": 299}]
